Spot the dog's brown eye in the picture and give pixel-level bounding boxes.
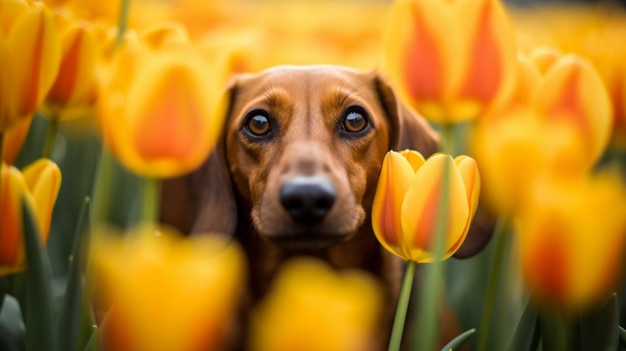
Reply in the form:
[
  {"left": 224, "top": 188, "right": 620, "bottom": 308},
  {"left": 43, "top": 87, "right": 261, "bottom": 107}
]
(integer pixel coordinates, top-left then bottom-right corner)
[
  {"left": 244, "top": 110, "right": 272, "bottom": 137},
  {"left": 341, "top": 107, "right": 369, "bottom": 134}
]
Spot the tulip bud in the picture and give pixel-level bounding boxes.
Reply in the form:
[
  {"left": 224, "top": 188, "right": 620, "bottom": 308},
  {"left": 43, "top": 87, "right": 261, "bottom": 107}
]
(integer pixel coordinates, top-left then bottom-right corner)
[
  {"left": 518, "top": 171, "right": 626, "bottom": 311},
  {"left": 96, "top": 33, "right": 228, "bottom": 178},
  {"left": 90, "top": 228, "right": 246, "bottom": 351},
  {"left": 384, "top": 0, "right": 517, "bottom": 124},
  {"left": 372, "top": 151, "right": 480, "bottom": 262},
  {"left": 0, "top": 2, "right": 61, "bottom": 131},
  {"left": 0, "top": 159, "right": 61, "bottom": 275},
  {"left": 250, "top": 258, "right": 383, "bottom": 351}
]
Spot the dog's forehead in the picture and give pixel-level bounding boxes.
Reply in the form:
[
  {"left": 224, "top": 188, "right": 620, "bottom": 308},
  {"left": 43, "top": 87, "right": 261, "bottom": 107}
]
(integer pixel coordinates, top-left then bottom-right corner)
[{"left": 238, "top": 65, "right": 375, "bottom": 94}]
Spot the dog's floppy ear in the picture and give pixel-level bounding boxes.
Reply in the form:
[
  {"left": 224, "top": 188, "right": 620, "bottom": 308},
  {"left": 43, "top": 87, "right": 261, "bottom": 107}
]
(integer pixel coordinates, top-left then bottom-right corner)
[
  {"left": 159, "top": 84, "right": 238, "bottom": 236},
  {"left": 373, "top": 73, "right": 495, "bottom": 258}
]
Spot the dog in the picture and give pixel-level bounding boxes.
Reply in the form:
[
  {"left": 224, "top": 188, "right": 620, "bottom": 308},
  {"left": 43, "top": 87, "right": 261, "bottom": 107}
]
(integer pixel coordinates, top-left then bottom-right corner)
[{"left": 160, "top": 65, "right": 494, "bottom": 349}]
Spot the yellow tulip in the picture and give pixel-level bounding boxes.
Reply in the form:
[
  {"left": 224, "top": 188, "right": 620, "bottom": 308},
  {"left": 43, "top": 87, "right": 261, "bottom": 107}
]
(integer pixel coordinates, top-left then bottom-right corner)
[
  {"left": 250, "top": 258, "right": 383, "bottom": 351},
  {"left": 384, "top": 0, "right": 517, "bottom": 124},
  {"left": 372, "top": 150, "right": 480, "bottom": 262},
  {"left": 96, "top": 33, "right": 228, "bottom": 178},
  {"left": 0, "top": 1, "right": 61, "bottom": 131},
  {"left": 2, "top": 117, "right": 32, "bottom": 164},
  {"left": 42, "top": 21, "right": 100, "bottom": 120},
  {"left": 0, "top": 159, "right": 62, "bottom": 275},
  {"left": 532, "top": 54, "right": 612, "bottom": 172},
  {"left": 517, "top": 171, "right": 626, "bottom": 311},
  {"left": 90, "top": 227, "right": 246, "bottom": 351}
]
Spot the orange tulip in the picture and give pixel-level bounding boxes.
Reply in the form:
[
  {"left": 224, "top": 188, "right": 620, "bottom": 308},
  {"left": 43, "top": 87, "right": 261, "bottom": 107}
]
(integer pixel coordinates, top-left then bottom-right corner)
[
  {"left": 96, "top": 31, "right": 228, "bottom": 178},
  {"left": 372, "top": 150, "right": 480, "bottom": 262},
  {"left": 250, "top": 258, "right": 383, "bottom": 351},
  {"left": 384, "top": 0, "right": 517, "bottom": 124},
  {"left": 518, "top": 171, "right": 626, "bottom": 311},
  {"left": 0, "top": 159, "right": 62, "bottom": 275},
  {"left": 0, "top": 1, "right": 61, "bottom": 131},
  {"left": 2, "top": 117, "right": 32, "bottom": 164},
  {"left": 90, "top": 227, "right": 246, "bottom": 351},
  {"left": 42, "top": 21, "right": 100, "bottom": 120}
]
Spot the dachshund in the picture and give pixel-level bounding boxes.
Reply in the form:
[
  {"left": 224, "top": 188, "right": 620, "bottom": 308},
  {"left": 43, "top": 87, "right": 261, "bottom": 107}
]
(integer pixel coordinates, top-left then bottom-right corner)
[{"left": 160, "top": 65, "right": 494, "bottom": 349}]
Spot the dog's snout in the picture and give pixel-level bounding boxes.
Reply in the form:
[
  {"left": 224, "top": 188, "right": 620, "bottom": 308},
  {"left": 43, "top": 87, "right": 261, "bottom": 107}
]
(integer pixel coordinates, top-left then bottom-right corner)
[{"left": 279, "top": 176, "right": 336, "bottom": 225}]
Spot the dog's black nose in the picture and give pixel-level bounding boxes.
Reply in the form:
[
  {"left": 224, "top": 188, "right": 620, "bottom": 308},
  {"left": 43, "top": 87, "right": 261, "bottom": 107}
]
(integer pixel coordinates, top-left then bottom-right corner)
[{"left": 279, "top": 176, "right": 336, "bottom": 225}]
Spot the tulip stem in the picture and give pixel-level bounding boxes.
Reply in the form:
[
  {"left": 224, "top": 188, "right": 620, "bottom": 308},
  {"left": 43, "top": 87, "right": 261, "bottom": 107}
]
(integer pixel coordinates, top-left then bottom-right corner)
[
  {"left": 43, "top": 115, "right": 59, "bottom": 159},
  {"left": 115, "top": 0, "right": 132, "bottom": 47},
  {"left": 477, "top": 217, "right": 510, "bottom": 351},
  {"left": 388, "top": 260, "right": 416, "bottom": 351},
  {"left": 440, "top": 123, "right": 456, "bottom": 156},
  {"left": 141, "top": 177, "right": 160, "bottom": 224},
  {"left": 415, "top": 159, "right": 450, "bottom": 351}
]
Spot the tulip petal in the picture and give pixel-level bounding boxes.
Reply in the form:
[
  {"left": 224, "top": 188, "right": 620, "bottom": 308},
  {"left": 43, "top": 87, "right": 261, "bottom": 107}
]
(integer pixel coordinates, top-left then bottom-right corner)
[
  {"left": 401, "top": 154, "right": 469, "bottom": 262},
  {"left": 9, "top": 5, "right": 61, "bottom": 120},
  {"left": 22, "top": 159, "right": 61, "bottom": 240},
  {"left": 398, "top": 149, "right": 425, "bottom": 173},
  {"left": 2, "top": 116, "right": 32, "bottom": 164},
  {"left": 0, "top": 35, "right": 15, "bottom": 130},
  {"left": 533, "top": 55, "right": 612, "bottom": 170},
  {"left": 0, "top": 164, "right": 27, "bottom": 273},
  {"left": 372, "top": 151, "right": 417, "bottom": 258}
]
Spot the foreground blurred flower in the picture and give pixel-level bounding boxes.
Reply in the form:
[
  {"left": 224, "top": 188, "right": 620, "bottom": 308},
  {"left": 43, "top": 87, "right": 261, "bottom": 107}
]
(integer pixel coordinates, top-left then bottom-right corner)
[
  {"left": 91, "top": 227, "right": 246, "bottom": 351},
  {"left": 0, "top": 1, "right": 61, "bottom": 131},
  {"left": 372, "top": 150, "right": 480, "bottom": 262},
  {"left": 518, "top": 171, "right": 626, "bottom": 311},
  {"left": 384, "top": 0, "right": 517, "bottom": 123},
  {"left": 96, "top": 30, "right": 228, "bottom": 178},
  {"left": 0, "top": 159, "right": 61, "bottom": 275},
  {"left": 250, "top": 258, "right": 383, "bottom": 351},
  {"left": 42, "top": 21, "right": 101, "bottom": 120},
  {"left": 472, "top": 55, "right": 612, "bottom": 216}
]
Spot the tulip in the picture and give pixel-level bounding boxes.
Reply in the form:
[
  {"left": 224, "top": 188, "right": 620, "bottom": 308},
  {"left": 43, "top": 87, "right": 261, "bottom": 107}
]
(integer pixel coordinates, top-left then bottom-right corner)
[
  {"left": 96, "top": 34, "right": 228, "bottom": 178},
  {"left": 517, "top": 171, "right": 626, "bottom": 311},
  {"left": 90, "top": 227, "right": 246, "bottom": 351},
  {"left": 250, "top": 258, "right": 383, "bottom": 351},
  {"left": 2, "top": 117, "right": 32, "bottom": 164},
  {"left": 0, "top": 1, "right": 61, "bottom": 131},
  {"left": 371, "top": 150, "right": 480, "bottom": 262},
  {"left": 527, "top": 46, "right": 561, "bottom": 75},
  {"left": 384, "top": 0, "right": 517, "bottom": 124},
  {"left": 0, "top": 159, "right": 62, "bottom": 275},
  {"left": 42, "top": 21, "right": 100, "bottom": 121},
  {"left": 532, "top": 55, "right": 612, "bottom": 173}
]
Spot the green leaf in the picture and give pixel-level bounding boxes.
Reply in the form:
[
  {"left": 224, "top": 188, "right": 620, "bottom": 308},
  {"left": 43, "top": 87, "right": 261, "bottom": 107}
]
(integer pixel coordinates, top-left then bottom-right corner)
[
  {"left": 580, "top": 293, "right": 619, "bottom": 351},
  {"left": 0, "top": 294, "right": 26, "bottom": 351},
  {"left": 441, "top": 328, "right": 476, "bottom": 351},
  {"left": 618, "top": 326, "right": 626, "bottom": 347},
  {"left": 22, "top": 199, "right": 56, "bottom": 351},
  {"left": 509, "top": 301, "right": 540, "bottom": 351},
  {"left": 83, "top": 326, "right": 99, "bottom": 351},
  {"left": 56, "top": 197, "right": 94, "bottom": 351}
]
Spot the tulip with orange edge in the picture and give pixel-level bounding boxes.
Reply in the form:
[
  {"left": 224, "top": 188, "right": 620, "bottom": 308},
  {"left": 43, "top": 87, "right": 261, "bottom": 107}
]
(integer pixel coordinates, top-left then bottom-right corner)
[
  {"left": 472, "top": 54, "right": 612, "bottom": 217},
  {"left": 0, "top": 159, "right": 62, "bottom": 275},
  {"left": 384, "top": 0, "right": 517, "bottom": 124},
  {"left": 90, "top": 227, "right": 246, "bottom": 351},
  {"left": 42, "top": 21, "right": 101, "bottom": 121},
  {"left": 372, "top": 150, "right": 480, "bottom": 263},
  {"left": 0, "top": 1, "right": 61, "bottom": 131},
  {"left": 96, "top": 32, "right": 228, "bottom": 178},
  {"left": 517, "top": 171, "right": 626, "bottom": 311},
  {"left": 250, "top": 258, "right": 383, "bottom": 351}
]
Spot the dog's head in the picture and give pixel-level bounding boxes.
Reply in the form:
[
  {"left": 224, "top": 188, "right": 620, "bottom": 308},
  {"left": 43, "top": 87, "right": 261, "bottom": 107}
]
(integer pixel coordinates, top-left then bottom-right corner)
[{"left": 160, "top": 65, "right": 492, "bottom": 256}]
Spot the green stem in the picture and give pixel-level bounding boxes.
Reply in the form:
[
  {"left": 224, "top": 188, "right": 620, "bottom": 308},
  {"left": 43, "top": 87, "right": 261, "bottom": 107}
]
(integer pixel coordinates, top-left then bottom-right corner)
[
  {"left": 115, "top": 0, "right": 132, "bottom": 47},
  {"left": 42, "top": 114, "right": 59, "bottom": 159},
  {"left": 388, "top": 260, "right": 417, "bottom": 351},
  {"left": 141, "top": 177, "right": 160, "bottom": 225},
  {"left": 416, "top": 155, "right": 451, "bottom": 351},
  {"left": 440, "top": 123, "right": 456, "bottom": 156},
  {"left": 477, "top": 218, "right": 511, "bottom": 351},
  {"left": 91, "top": 149, "right": 113, "bottom": 227}
]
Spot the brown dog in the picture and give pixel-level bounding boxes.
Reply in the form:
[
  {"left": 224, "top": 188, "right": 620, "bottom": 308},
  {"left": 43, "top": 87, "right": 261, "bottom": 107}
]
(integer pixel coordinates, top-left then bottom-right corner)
[{"left": 160, "top": 65, "right": 493, "bottom": 349}]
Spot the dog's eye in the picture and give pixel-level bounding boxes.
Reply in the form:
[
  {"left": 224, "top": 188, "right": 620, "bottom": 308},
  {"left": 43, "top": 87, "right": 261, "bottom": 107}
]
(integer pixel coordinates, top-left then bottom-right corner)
[
  {"left": 244, "top": 110, "right": 272, "bottom": 137},
  {"left": 341, "top": 106, "right": 369, "bottom": 134}
]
